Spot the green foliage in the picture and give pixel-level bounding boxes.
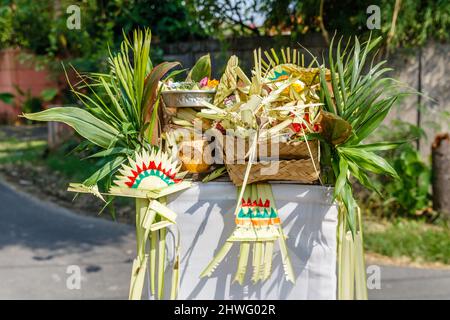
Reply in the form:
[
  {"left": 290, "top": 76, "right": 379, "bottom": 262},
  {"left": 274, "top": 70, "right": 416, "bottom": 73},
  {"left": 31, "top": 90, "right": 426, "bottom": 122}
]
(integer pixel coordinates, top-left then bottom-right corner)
[
  {"left": 0, "top": 134, "right": 101, "bottom": 183},
  {"left": 44, "top": 140, "right": 100, "bottom": 183},
  {"left": 0, "top": 0, "right": 206, "bottom": 73},
  {"left": 379, "top": 0, "right": 450, "bottom": 48},
  {"left": 192, "top": 0, "right": 450, "bottom": 50},
  {"left": 319, "top": 35, "right": 411, "bottom": 235},
  {"left": 364, "top": 219, "right": 450, "bottom": 264},
  {"left": 0, "top": 5, "right": 17, "bottom": 49},
  {"left": 186, "top": 54, "right": 212, "bottom": 82},
  {"left": 13, "top": 87, "right": 58, "bottom": 123},
  {"left": 23, "top": 29, "right": 178, "bottom": 189},
  {"left": 107, "top": 0, "right": 205, "bottom": 43},
  {"left": 0, "top": 92, "right": 14, "bottom": 105},
  {"left": 40, "top": 88, "right": 58, "bottom": 102},
  {"left": 386, "top": 143, "right": 431, "bottom": 214},
  {"left": 0, "top": 137, "right": 46, "bottom": 165},
  {"left": 24, "top": 107, "right": 120, "bottom": 149},
  {"left": 191, "top": 0, "right": 264, "bottom": 36},
  {"left": 362, "top": 120, "right": 432, "bottom": 218}
]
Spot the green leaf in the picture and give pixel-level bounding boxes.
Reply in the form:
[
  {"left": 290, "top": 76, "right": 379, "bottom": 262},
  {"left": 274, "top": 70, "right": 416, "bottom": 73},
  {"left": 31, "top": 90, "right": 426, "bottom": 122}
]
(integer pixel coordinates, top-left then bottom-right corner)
[
  {"left": 0, "top": 92, "right": 14, "bottom": 105},
  {"left": 142, "top": 61, "right": 180, "bottom": 123},
  {"left": 147, "top": 88, "right": 162, "bottom": 142},
  {"left": 83, "top": 155, "right": 126, "bottom": 186},
  {"left": 22, "top": 107, "right": 120, "bottom": 149},
  {"left": 86, "top": 147, "right": 132, "bottom": 159},
  {"left": 350, "top": 36, "right": 360, "bottom": 91},
  {"left": 164, "top": 68, "right": 188, "bottom": 82},
  {"left": 353, "top": 97, "right": 397, "bottom": 143},
  {"left": 334, "top": 157, "right": 348, "bottom": 199},
  {"left": 341, "top": 183, "right": 357, "bottom": 237},
  {"left": 187, "top": 54, "right": 212, "bottom": 82},
  {"left": 343, "top": 141, "right": 405, "bottom": 152},
  {"left": 336, "top": 39, "right": 347, "bottom": 105},
  {"left": 329, "top": 37, "right": 343, "bottom": 116},
  {"left": 347, "top": 161, "right": 381, "bottom": 195},
  {"left": 320, "top": 68, "right": 335, "bottom": 114},
  {"left": 202, "top": 167, "right": 227, "bottom": 183},
  {"left": 339, "top": 146, "right": 398, "bottom": 179},
  {"left": 40, "top": 88, "right": 58, "bottom": 102}
]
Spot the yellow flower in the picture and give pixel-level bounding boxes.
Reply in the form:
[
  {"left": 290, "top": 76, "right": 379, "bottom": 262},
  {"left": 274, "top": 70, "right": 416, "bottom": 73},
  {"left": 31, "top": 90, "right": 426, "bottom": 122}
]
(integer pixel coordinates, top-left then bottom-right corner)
[
  {"left": 282, "top": 81, "right": 304, "bottom": 95},
  {"left": 207, "top": 79, "right": 219, "bottom": 88}
]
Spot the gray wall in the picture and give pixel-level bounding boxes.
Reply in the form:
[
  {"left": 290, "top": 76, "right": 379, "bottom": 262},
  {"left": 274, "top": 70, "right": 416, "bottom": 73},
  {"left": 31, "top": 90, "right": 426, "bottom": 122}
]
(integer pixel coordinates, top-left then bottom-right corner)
[{"left": 162, "top": 36, "right": 450, "bottom": 158}]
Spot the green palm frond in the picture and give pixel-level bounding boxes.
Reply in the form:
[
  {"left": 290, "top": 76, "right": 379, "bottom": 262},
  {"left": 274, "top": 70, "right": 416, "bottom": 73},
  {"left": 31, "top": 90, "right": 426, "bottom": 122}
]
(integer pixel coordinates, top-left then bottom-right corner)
[
  {"left": 319, "top": 35, "right": 415, "bottom": 236},
  {"left": 23, "top": 28, "right": 179, "bottom": 188}
]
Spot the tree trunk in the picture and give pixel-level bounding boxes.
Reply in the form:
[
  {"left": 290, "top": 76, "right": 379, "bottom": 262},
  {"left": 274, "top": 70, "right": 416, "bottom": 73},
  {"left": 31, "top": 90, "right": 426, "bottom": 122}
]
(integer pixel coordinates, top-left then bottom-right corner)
[{"left": 432, "top": 133, "right": 450, "bottom": 218}]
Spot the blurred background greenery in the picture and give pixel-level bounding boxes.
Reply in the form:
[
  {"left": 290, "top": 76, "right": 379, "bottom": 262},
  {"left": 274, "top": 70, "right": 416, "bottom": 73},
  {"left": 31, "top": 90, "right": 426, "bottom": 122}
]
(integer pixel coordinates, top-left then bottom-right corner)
[{"left": 0, "top": 0, "right": 449, "bottom": 70}]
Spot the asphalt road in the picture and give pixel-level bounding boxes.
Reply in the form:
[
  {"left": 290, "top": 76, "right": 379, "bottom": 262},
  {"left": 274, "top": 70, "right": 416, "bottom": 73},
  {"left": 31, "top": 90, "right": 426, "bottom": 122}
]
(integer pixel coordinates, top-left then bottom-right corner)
[
  {"left": 0, "top": 179, "right": 449, "bottom": 300},
  {"left": 0, "top": 180, "right": 134, "bottom": 299}
]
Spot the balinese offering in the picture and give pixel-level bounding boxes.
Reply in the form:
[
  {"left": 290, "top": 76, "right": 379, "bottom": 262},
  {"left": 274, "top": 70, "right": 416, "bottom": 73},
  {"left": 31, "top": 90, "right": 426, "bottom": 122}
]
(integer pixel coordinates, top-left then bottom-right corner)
[
  {"left": 162, "top": 54, "right": 218, "bottom": 109},
  {"left": 197, "top": 50, "right": 325, "bottom": 185},
  {"left": 23, "top": 27, "right": 410, "bottom": 300}
]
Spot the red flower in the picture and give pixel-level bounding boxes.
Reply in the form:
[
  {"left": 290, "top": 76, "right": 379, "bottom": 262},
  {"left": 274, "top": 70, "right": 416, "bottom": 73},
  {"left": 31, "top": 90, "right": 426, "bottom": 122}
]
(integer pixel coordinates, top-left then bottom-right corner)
[
  {"left": 215, "top": 122, "right": 226, "bottom": 134},
  {"left": 290, "top": 112, "right": 320, "bottom": 133}
]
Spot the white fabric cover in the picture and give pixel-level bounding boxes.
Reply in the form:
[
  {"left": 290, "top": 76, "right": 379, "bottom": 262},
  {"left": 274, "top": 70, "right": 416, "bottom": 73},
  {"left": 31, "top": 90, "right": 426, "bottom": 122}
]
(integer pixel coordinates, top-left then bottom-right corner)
[{"left": 166, "top": 182, "right": 337, "bottom": 300}]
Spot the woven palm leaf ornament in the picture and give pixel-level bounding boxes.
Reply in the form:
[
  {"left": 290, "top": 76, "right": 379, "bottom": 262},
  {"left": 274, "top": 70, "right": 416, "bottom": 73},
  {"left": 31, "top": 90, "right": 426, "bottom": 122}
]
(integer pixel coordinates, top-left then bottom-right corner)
[
  {"left": 113, "top": 149, "right": 181, "bottom": 190},
  {"left": 113, "top": 149, "right": 189, "bottom": 300},
  {"left": 200, "top": 183, "right": 295, "bottom": 284},
  {"left": 69, "top": 149, "right": 191, "bottom": 300}
]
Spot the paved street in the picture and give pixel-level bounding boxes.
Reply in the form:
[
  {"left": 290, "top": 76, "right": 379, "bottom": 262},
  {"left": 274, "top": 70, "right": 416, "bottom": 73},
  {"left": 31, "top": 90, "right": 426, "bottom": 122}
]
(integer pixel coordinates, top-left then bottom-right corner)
[
  {"left": 368, "top": 265, "right": 450, "bottom": 300},
  {"left": 0, "top": 179, "right": 449, "bottom": 300},
  {"left": 0, "top": 180, "right": 134, "bottom": 299}
]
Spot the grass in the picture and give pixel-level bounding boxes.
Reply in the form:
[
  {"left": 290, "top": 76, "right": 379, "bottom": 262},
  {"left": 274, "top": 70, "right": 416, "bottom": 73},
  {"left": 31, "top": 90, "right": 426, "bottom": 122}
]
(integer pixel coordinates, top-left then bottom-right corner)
[
  {"left": 0, "top": 134, "right": 133, "bottom": 220},
  {"left": 0, "top": 138, "right": 47, "bottom": 164},
  {"left": 364, "top": 219, "right": 450, "bottom": 265},
  {"left": 0, "top": 136, "right": 98, "bottom": 182}
]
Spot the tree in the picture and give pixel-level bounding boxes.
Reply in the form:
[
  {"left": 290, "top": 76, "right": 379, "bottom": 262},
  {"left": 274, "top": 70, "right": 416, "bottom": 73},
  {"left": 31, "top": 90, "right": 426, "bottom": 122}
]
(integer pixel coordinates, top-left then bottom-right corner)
[{"left": 190, "top": 0, "right": 450, "bottom": 50}]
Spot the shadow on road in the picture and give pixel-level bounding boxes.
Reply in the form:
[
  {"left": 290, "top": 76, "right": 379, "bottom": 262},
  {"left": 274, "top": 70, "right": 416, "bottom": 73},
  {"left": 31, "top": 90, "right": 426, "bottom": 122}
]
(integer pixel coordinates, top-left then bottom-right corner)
[{"left": 0, "top": 180, "right": 133, "bottom": 255}]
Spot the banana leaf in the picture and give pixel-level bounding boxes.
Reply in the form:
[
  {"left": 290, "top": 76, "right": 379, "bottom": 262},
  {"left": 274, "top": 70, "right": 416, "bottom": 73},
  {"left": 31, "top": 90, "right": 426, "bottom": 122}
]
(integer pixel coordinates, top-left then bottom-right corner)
[{"left": 187, "top": 54, "right": 211, "bottom": 82}]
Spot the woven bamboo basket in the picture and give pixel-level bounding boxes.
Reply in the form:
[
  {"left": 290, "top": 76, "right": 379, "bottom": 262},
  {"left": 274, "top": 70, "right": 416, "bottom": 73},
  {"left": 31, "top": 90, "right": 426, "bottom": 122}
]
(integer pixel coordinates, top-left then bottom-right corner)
[
  {"left": 226, "top": 158, "right": 320, "bottom": 186},
  {"left": 223, "top": 136, "right": 320, "bottom": 186},
  {"left": 224, "top": 136, "right": 319, "bottom": 161}
]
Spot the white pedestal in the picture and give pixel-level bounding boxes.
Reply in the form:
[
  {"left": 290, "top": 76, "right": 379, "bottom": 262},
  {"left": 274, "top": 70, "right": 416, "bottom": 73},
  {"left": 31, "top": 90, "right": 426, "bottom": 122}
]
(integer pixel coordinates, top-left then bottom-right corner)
[{"left": 167, "top": 182, "right": 337, "bottom": 300}]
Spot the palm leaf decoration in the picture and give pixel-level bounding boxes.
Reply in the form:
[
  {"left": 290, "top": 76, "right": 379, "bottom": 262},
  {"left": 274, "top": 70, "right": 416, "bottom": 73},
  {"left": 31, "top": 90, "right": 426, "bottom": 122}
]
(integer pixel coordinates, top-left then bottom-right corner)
[
  {"left": 23, "top": 28, "right": 179, "bottom": 189},
  {"left": 200, "top": 183, "right": 295, "bottom": 284},
  {"left": 22, "top": 29, "right": 184, "bottom": 301},
  {"left": 318, "top": 35, "right": 408, "bottom": 236},
  {"left": 259, "top": 47, "right": 325, "bottom": 84},
  {"left": 318, "top": 36, "right": 414, "bottom": 300}
]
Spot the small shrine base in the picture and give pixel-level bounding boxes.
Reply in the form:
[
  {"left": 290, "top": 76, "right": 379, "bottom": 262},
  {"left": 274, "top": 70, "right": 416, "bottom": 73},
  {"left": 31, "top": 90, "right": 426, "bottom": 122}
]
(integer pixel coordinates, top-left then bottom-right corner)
[{"left": 165, "top": 182, "right": 338, "bottom": 300}]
